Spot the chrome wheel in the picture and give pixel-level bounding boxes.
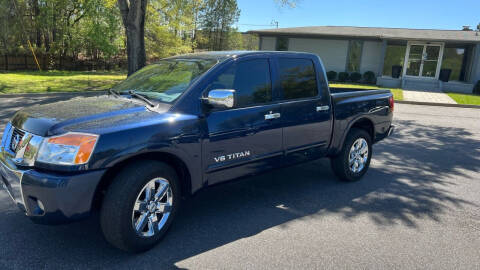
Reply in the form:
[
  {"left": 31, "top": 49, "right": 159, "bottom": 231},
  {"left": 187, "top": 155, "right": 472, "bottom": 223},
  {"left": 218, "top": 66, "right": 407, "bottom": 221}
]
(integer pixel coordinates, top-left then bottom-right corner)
[
  {"left": 348, "top": 138, "right": 369, "bottom": 173},
  {"left": 132, "top": 178, "right": 173, "bottom": 237}
]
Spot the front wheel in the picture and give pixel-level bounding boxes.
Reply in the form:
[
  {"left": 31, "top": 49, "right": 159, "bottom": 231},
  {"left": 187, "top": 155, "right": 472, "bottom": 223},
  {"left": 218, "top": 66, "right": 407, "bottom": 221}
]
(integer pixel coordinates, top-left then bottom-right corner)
[
  {"left": 330, "top": 128, "right": 372, "bottom": 182},
  {"left": 100, "top": 160, "right": 180, "bottom": 252}
]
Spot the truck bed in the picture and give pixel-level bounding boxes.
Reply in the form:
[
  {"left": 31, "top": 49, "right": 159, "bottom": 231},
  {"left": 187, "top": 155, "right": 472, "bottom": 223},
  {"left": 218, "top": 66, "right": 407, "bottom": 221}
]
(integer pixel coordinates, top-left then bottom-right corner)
[{"left": 328, "top": 87, "right": 393, "bottom": 153}]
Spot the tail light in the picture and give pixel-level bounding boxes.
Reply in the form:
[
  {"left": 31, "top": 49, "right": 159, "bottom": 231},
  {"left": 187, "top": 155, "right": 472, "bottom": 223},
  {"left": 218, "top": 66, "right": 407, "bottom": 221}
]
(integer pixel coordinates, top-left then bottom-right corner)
[{"left": 388, "top": 96, "right": 394, "bottom": 112}]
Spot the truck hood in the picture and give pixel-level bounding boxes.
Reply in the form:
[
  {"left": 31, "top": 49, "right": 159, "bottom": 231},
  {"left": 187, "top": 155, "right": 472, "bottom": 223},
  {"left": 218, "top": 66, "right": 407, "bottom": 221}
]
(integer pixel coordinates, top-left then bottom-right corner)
[{"left": 10, "top": 95, "right": 172, "bottom": 136}]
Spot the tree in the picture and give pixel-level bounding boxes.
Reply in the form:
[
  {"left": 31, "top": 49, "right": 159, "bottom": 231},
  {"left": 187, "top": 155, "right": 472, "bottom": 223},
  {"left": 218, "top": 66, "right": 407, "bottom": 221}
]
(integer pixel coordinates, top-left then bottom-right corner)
[
  {"left": 117, "top": 0, "right": 147, "bottom": 75},
  {"left": 198, "top": 0, "right": 240, "bottom": 51},
  {"left": 145, "top": 0, "right": 197, "bottom": 59}
]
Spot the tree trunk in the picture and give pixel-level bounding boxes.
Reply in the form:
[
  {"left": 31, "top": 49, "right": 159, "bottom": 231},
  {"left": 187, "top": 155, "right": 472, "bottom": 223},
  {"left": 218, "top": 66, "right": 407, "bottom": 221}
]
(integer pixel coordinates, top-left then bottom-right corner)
[{"left": 118, "top": 0, "right": 147, "bottom": 76}]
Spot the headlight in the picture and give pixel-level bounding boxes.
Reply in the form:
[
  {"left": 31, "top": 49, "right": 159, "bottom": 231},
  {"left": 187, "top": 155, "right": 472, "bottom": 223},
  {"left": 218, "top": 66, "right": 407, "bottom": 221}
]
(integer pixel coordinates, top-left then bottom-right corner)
[{"left": 37, "top": 133, "right": 99, "bottom": 165}]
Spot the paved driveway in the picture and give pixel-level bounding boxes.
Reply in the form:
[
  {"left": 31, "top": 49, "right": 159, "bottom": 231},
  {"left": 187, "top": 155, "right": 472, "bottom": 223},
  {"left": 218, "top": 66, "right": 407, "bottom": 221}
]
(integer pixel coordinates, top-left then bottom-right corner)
[{"left": 0, "top": 95, "right": 479, "bottom": 269}]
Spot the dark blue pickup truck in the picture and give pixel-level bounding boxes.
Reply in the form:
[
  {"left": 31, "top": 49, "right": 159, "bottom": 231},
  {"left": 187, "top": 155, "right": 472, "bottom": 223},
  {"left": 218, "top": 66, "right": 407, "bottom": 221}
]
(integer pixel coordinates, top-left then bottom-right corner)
[{"left": 0, "top": 51, "right": 393, "bottom": 252}]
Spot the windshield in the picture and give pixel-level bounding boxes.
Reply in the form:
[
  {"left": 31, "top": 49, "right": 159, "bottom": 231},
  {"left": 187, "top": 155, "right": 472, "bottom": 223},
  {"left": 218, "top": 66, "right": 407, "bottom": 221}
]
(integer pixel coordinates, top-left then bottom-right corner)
[{"left": 112, "top": 59, "right": 218, "bottom": 103}]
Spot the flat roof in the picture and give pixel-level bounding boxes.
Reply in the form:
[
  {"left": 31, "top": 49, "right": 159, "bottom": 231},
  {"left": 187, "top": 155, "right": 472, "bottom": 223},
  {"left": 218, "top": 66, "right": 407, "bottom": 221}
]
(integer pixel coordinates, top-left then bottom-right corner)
[{"left": 249, "top": 26, "right": 480, "bottom": 43}]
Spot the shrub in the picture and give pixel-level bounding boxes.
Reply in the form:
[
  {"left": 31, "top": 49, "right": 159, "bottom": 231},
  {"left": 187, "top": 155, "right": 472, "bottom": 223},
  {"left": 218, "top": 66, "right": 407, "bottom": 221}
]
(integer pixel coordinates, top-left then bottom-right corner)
[
  {"left": 363, "top": 71, "right": 376, "bottom": 84},
  {"left": 350, "top": 72, "right": 362, "bottom": 82},
  {"left": 326, "top": 71, "right": 337, "bottom": 81},
  {"left": 473, "top": 80, "right": 480, "bottom": 95},
  {"left": 338, "top": 72, "right": 349, "bottom": 82}
]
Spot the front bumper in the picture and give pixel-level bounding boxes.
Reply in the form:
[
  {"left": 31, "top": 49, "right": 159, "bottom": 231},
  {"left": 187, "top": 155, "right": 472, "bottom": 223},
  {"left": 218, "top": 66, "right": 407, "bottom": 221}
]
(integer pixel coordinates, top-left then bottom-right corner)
[{"left": 0, "top": 156, "right": 105, "bottom": 224}]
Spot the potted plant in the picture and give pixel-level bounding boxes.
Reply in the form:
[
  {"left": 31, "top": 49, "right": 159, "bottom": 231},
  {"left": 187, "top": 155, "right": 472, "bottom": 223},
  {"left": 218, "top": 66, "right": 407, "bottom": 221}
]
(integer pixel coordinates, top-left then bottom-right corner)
[
  {"left": 392, "top": 65, "right": 402, "bottom": 78},
  {"left": 439, "top": 69, "right": 452, "bottom": 82}
]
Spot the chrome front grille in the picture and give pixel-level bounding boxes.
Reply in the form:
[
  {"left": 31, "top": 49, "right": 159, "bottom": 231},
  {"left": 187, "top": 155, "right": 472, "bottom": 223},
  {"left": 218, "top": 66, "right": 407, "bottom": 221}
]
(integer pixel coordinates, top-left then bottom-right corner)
[
  {"left": 10, "top": 128, "right": 25, "bottom": 152},
  {"left": 1, "top": 123, "right": 43, "bottom": 167}
]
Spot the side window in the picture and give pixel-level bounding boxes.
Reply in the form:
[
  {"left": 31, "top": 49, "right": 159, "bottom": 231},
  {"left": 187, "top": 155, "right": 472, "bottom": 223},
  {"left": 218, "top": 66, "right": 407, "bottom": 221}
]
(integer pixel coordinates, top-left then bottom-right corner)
[
  {"left": 278, "top": 58, "right": 318, "bottom": 100},
  {"left": 346, "top": 40, "right": 363, "bottom": 72},
  {"left": 208, "top": 59, "right": 272, "bottom": 108},
  {"left": 276, "top": 37, "right": 289, "bottom": 51}
]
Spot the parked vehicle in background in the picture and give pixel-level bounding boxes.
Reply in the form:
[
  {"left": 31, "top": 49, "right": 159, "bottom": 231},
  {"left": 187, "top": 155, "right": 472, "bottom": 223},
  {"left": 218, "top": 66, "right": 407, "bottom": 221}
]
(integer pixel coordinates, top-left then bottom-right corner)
[{"left": 0, "top": 51, "right": 394, "bottom": 252}]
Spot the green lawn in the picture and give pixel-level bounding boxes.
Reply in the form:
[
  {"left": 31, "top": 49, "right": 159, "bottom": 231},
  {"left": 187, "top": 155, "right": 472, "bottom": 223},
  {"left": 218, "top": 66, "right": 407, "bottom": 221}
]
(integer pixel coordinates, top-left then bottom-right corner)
[
  {"left": 0, "top": 71, "right": 126, "bottom": 94},
  {"left": 446, "top": 93, "right": 480, "bottom": 105},
  {"left": 330, "top": 83, "right": 404, "bottom": 101}
]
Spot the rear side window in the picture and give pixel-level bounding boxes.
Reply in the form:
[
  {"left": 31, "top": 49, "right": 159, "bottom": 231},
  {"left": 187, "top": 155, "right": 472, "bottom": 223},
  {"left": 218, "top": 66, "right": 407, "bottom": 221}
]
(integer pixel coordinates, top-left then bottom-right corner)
[
  {"left": 208, "top": 59, "right": 272, "bottom": 108},
  {"left": 278, "top": 58, "right": 318, "bottom": 100}
]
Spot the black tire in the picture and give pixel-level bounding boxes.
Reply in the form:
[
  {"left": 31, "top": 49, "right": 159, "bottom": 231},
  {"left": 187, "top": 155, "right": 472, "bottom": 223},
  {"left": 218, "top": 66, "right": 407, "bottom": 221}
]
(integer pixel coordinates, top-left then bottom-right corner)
[
  {"left": 330, "top": 128, "right": 372, "bottom": 182},
  {"left": 100, "top": 160, "right": 180, "bottom": 252}
]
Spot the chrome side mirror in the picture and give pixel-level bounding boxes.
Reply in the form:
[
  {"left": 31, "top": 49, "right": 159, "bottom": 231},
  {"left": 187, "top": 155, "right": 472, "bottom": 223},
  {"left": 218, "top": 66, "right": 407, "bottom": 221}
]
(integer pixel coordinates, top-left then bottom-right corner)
[{"left": 204, "top": 89, "right": 235, "bottom": 109}]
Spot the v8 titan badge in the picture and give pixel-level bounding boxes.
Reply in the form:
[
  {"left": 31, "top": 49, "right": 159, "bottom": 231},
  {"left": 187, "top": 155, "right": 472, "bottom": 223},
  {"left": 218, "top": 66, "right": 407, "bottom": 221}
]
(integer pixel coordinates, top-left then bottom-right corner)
[{"left": 214, "top": 150, "right": 251, "bottom": 163}]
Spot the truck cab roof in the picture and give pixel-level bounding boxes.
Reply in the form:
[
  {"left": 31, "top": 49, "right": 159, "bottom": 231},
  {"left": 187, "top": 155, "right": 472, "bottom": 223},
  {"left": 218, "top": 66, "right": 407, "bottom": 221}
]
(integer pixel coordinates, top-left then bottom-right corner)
[{"left": 169, "top": 50, "right": 318, "bottom": 62}]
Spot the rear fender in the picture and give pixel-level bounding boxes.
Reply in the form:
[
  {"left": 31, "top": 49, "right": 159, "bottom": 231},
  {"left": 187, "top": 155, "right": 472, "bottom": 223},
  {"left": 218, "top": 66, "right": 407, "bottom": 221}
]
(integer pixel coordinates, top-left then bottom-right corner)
[{"left": 329, "top": 116, "right": 375, "bottom": 156}]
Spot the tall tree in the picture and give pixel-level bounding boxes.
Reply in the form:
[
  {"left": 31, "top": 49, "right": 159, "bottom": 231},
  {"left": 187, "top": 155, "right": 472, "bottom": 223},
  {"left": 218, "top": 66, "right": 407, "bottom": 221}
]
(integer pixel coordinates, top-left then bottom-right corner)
[
  {"left": 117, "top": 0, "right": 147, "bottom": 75},
  {"left": 199, "top": 0, "right": 240, "bottom": 51}
]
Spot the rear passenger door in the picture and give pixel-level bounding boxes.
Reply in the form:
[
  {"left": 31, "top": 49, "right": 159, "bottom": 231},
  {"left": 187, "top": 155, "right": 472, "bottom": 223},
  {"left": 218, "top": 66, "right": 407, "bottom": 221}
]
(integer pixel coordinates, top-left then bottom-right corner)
[
  {"left": 275, "top": 57, "right": 333, "bottom": 162},
  {"left": 203, "top": 57, "right": 283, "bottom": 185}
]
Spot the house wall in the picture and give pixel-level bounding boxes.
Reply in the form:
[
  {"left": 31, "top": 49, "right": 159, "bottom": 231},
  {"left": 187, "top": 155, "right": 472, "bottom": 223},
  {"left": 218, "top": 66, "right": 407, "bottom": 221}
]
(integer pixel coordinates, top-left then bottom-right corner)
[
  {"left": 287, "top": 38, "right": 349, "bottom": 72},
  {"left": 260, "top": 37, "right": 276, "bottom": 51},
  {"left": 260, "top": 36, "right": 383, "bottom": 74},
  {"left": 360, "top": 41, "right": 383, "bottom": 75}
]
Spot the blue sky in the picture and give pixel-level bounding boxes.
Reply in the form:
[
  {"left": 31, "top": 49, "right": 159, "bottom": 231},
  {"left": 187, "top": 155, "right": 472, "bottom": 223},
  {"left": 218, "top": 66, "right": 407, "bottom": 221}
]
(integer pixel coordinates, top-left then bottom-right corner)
[{"left": 236, "top": 0, "right": 480, "bottom": 32}]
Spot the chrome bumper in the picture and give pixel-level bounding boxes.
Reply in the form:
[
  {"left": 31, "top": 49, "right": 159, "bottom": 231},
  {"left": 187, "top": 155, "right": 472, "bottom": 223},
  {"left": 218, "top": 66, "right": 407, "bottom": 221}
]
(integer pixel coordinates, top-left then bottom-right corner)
[
  {"left": 387, "top": 125, "right": 395, "bottom": 137},
  {"left": 0, "top": 159, "right": 26, "bottom": 211},
  {"left": 0, "top": 122, "right": 28, "bottom": 212}
]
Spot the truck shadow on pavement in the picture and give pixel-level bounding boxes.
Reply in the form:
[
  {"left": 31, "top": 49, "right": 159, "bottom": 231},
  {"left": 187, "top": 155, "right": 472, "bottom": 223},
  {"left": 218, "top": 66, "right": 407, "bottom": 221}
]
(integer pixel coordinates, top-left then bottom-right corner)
[{"left": 0, "top": 118, "right": 479, "bottom": 269}]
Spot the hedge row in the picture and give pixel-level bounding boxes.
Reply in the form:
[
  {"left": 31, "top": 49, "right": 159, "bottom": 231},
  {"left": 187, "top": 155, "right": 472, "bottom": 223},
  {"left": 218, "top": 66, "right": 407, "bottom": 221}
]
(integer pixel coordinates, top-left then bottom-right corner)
[{"left": 326, "top": 71, "right": 376, "bottom": 84}]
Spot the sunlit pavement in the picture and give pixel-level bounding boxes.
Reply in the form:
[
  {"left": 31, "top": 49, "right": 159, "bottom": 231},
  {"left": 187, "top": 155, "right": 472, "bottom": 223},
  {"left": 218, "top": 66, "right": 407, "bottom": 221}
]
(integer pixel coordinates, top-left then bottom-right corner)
[{"left": 0, "top": 95, "right": 479, "bottom": 269}]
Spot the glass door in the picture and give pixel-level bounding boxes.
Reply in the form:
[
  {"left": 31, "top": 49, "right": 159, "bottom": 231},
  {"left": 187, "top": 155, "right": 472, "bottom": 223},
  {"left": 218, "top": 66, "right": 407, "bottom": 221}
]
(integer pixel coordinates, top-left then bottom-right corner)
[
  {"left": 404, "top": 43, "right": 443, "bottom": 78},
  {"left": 422, "top": 46, "right": 440, "bottom": 77},
  {"left": 406, "top": 45, "right": 423, "bottom": 76}
]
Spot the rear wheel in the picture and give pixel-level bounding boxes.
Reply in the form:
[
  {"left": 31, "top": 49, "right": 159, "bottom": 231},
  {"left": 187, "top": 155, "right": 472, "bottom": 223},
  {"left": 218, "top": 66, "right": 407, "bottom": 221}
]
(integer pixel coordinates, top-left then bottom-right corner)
[
  {"left": 331, "top": 128, "right": 372, "bottom": 181},
  {"left": 100, "top": 160, "right": 180, "bottom": 252}
]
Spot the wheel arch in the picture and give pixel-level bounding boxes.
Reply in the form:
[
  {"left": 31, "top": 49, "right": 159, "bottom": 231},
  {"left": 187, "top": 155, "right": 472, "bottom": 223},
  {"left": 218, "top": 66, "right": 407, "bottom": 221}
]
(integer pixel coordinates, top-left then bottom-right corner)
[
  {"left": 331, "top": 116, "right": 375, "bottom": 156},
  {"left": 92, "top": 151, "right": 193, "bottom": 211},
  {"left": 349, "top": 117, "right": 375, "bottom": 142}
]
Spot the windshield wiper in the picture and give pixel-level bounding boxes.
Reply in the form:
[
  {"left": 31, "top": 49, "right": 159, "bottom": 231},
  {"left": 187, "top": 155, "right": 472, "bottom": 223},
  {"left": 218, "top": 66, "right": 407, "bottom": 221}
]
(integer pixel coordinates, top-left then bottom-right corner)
[
  {"left": 128, "top": 90, "right": 156, "bottom": 107},
  {"left": 108, "top": 88, "right": 120, "bottom": 97}
]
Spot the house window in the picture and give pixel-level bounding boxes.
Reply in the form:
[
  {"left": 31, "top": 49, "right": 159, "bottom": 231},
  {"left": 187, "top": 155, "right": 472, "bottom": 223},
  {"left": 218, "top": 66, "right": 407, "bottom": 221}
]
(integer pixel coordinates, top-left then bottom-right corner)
[
  {"left": 382, "top": 44, "right": 407, "bottom": 76},
  {"left": 441, "top": 46, "right": 468, "bottom": 81},
  {"left": 276, "top": 37, "right": 289, "bottom": 51},
  {"left": 346, "top": 40, "right": 363, "bottom": 72}
]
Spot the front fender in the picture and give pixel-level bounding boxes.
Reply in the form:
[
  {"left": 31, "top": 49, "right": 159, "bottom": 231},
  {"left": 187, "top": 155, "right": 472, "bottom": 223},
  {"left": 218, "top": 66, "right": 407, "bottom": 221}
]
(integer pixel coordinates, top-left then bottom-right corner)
[{"left": 97, "top": 141, "right": 203, "bottom": 194}]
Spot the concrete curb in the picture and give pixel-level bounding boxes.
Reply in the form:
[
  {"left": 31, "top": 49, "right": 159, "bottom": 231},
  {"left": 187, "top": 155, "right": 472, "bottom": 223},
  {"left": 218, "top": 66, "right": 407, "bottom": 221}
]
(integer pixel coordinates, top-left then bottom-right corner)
[
  {"left": 397, "top": 100, "right": 480, "bottom": 109},
  {"left": 0, "top": 91, "right": 106, "bottom": 98}
]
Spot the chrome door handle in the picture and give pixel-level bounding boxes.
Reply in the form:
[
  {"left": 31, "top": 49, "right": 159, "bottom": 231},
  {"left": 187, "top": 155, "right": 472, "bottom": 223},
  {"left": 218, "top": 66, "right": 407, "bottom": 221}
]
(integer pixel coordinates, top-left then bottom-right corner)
[
  {"left": 265, "top": 112, "right": 281, "bottom": 120},
  {"left": 316, "top": 105, "right": 330, "bottom": 112}
]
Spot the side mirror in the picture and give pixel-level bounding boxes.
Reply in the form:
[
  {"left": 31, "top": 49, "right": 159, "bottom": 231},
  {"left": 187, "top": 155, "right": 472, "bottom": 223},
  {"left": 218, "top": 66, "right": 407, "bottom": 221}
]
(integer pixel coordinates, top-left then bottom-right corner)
[{"left": 204, "top": 89, "right": 235, "bottom": 109}]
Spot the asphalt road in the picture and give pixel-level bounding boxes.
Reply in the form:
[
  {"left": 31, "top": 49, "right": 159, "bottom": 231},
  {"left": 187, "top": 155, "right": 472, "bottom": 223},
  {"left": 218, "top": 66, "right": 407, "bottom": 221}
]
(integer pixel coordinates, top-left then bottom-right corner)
[{"left": 0, "top": 95, "right": 479, "bottom": 269}]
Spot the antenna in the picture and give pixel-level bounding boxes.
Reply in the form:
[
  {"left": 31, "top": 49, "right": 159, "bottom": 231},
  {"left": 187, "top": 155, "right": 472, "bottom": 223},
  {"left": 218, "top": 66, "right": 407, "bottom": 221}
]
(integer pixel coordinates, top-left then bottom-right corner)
[{"left": 271, "top": 20, "right": 279, "bottom": 29}]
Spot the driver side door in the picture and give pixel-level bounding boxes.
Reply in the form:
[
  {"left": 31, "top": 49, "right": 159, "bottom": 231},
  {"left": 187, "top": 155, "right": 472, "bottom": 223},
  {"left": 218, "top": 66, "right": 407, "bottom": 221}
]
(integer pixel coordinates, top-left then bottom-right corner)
[{"left": 202, "top": 57, "right": 283, "bottom": 185}]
